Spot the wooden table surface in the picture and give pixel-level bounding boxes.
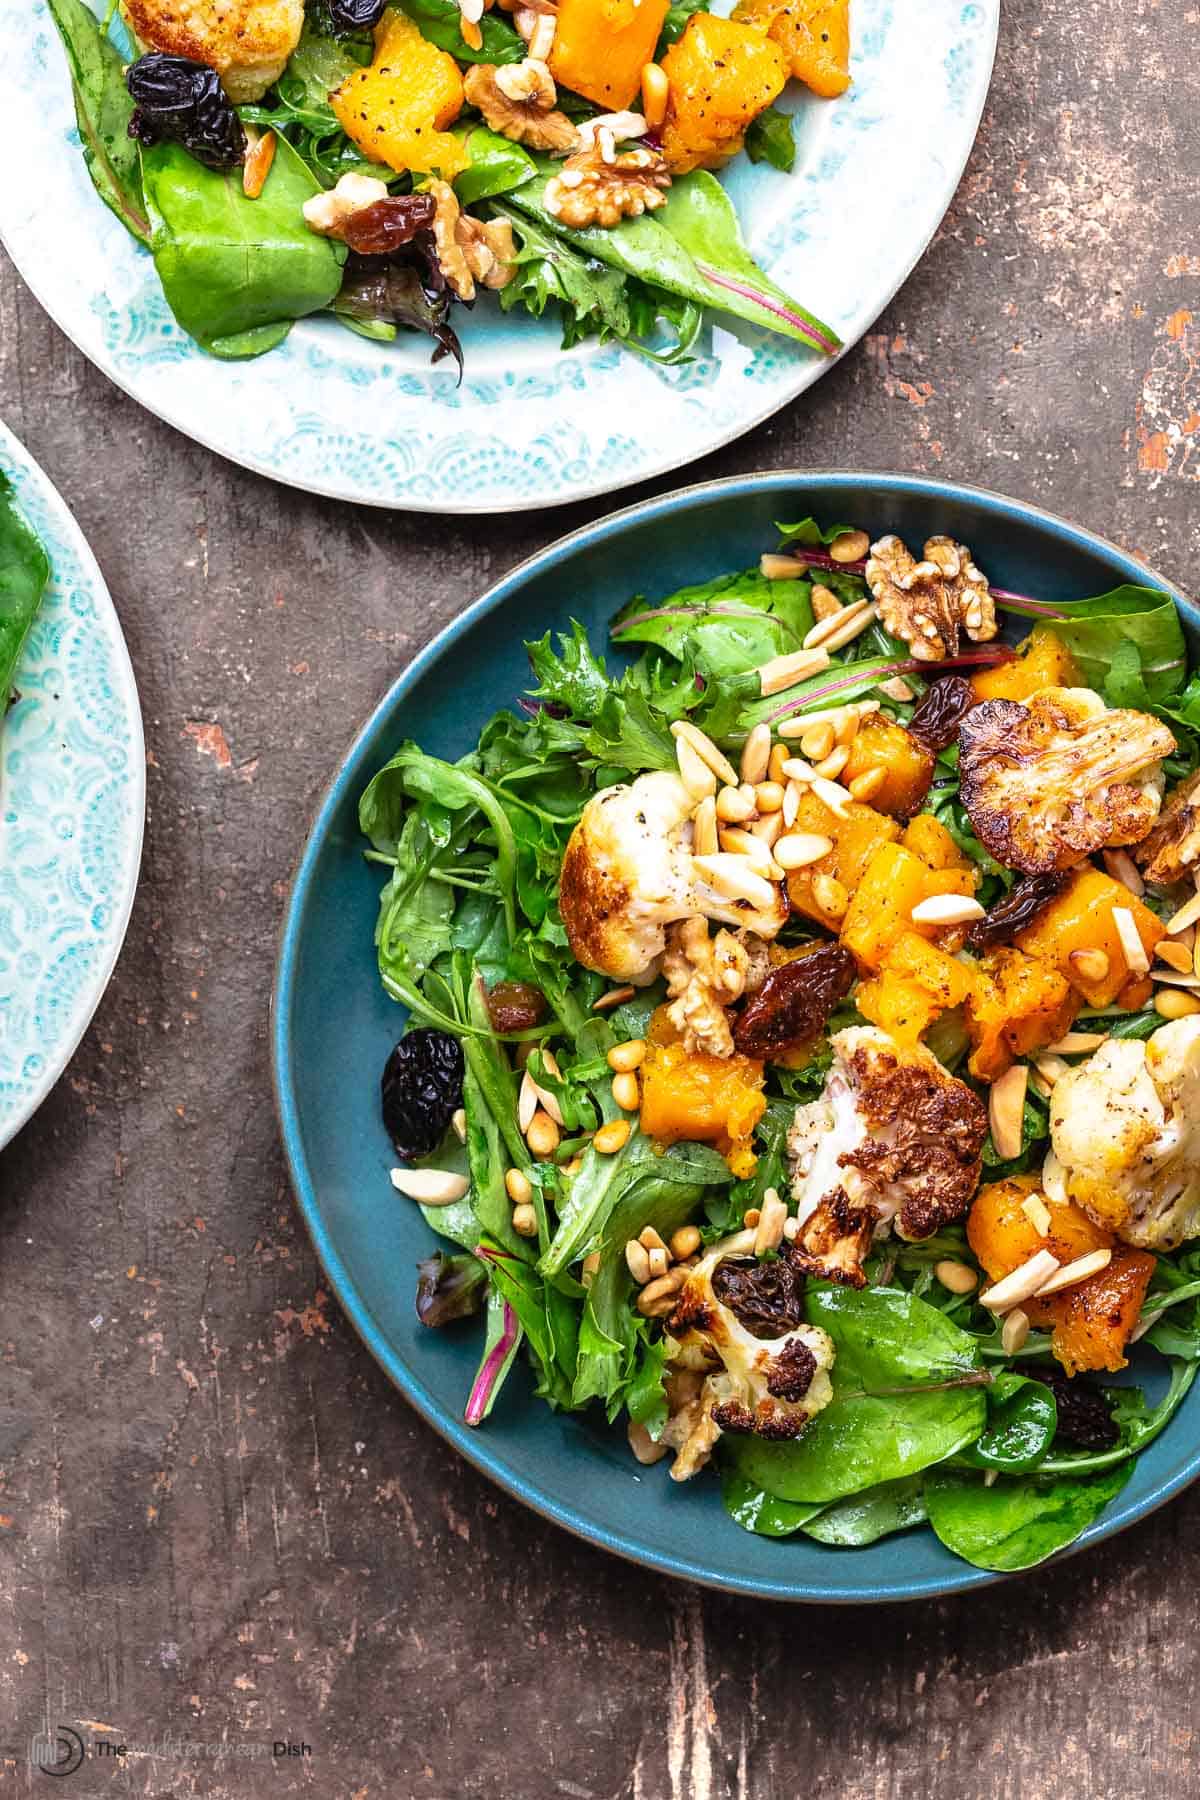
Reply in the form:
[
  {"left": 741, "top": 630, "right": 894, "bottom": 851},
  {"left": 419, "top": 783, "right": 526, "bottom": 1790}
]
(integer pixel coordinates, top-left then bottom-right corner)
[{"left": 2, "top": 2, "right": 1198, "bottom": 1794}]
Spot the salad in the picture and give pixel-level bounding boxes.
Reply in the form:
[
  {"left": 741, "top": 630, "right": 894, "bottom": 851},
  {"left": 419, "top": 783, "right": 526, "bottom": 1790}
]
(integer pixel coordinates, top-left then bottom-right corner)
[
  {"left": 48, "top": 0, "right": 847, "bottom": 370},
  {"left": 359, "top": 515, "right": 1200, "bottom": 1575},
  {"left": 0, "top": 475, "right": 50, "bottom": 763}
]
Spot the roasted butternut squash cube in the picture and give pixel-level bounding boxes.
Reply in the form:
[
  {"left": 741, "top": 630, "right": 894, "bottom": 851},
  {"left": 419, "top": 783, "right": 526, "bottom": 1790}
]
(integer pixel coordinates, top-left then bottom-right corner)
[
  {"left": 839, "top": 842, "right": 975, "bottom": 970},
  {"left": 965, "top": 948, "right": 1079, "bottom": 1081},
  {"left": 785, "top": 789, "right": 900, "bottom": 931},
  {"left": 331, "top": 10, "right": 466, "bottom": 177},
  {"left": 969, "top": 625, "right": 1080, "bottom": 703},
  {"left": 842, "top": 714, "right": 934, "bottom": 818},
  {"left": 857, "top": 932, "right": 976, "bottom": 1042},
  {"left": 733, "top": 0, "right": 850, "bottom": 97},
  {"left": 639, "top": 1031, "right": 766, "bottom": 1162},
  {"left": 1013, "top": 867, "right": 1165, "bottom": 1008},
  {"left": 660, "top": 13, "right": 787, "bottom": 173},
  {"left": 902, "top": 812, "right": 973, "bottom": 873},
  {"left": 967, "top": 1174, "right": 1155, "bottom": 1375},
  {"left": 549, "top": 0, "right": 671, "bottom": 110}
]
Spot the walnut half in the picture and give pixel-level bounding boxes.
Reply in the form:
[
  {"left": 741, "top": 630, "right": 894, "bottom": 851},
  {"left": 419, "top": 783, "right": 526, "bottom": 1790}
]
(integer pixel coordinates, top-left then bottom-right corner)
[
  {"left": 544, "top": 141, "right": 671, "bottom": 229},
  {"left": 865, "top": 533, "right": 998, "bottom": 662},
  {"left": 427, "top": 179, "right": 517, "bottom": 302},
  {"left": 462, "top": 60, "right": 579, "bottom": 154}
]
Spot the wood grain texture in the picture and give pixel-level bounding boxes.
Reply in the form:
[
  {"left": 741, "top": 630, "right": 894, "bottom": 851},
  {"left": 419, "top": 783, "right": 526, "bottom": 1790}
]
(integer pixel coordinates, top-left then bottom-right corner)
[{"left": 3, "top": 0, "right": 1200, "bottom": 1793}]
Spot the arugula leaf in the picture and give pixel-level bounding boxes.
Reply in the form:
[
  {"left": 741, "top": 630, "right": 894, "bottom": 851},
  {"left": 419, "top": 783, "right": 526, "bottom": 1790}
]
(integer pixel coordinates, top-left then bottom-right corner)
[
  {"left": 47, "top": 0, "right": 150, "bottom": 245},
  {"left": 925, "top": 1461, "right": 1133, "bottom": 1571},
  {"left": 1037, "top": 586, "right": 1188, "bottom": 702},
  {"left": 397, "top": 0, "right": 525, "bottom": 60},
  {"left": 802, "top": 1476, "right": 928, "bottom": 1546},
  {"left": 745, "top": 105, "right": 796, "bottom": 173},
  {"left": 610, "top": 570, "right": 814, "bottom": 678},
  {"left": 139, "top": 136, "right": 345, "bottom": 354},
  {"left": 0, "top": 473, "right": 51, "bottom": 748},
  {"left": 527, "top": 621, "right": 613, "bottom": 717},
  {"left": 477, "top": 1241, "right": 577, "bottom": 1408},
  {"left": 1034, "top": 1358, "right": 1197, "bottom": 1476},
  {"left": 625, "top": 1327, "right": 671, "bottom": 1437}
]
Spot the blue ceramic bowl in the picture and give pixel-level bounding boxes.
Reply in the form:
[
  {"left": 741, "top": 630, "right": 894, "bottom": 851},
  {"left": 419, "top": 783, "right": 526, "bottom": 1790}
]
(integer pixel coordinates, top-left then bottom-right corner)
[{"left": 273, "top": 473, "right": 1200, "bottom": 1602}]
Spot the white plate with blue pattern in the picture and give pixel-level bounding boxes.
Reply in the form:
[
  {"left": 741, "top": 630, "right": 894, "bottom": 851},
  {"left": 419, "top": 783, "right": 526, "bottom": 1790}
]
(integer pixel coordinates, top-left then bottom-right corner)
[
  {"left": 2, "top": 1, "right": 996, "bottom": 512},
  {"left": 0, "top": 423, "right": 144, "bottom": 1152}
]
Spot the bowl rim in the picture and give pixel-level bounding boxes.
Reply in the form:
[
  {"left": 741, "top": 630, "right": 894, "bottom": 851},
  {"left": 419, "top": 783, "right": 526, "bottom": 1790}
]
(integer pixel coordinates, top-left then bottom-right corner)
[{"left": 272, "top": 469, "right": 1199, "bottom": 1602}]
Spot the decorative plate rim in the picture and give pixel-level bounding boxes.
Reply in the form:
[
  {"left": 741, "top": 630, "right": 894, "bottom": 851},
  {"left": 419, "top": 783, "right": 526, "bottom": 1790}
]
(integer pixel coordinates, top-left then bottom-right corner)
[
  {"left": 1, "top": 0, "right": 999, "bottom": 513},
  {"left": 272, "top": 469, "right": 1200, "bottom": 1602},
  {"left": 0, "top": 420, "right": 146, "bottom": 1153}
]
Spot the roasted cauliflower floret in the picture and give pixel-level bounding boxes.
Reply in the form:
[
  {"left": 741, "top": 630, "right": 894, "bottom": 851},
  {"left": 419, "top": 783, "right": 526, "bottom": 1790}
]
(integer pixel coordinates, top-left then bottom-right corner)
[
  {"left": 787, "top": 1025, "right": 987, "bottom": 1283},
  {"left": 559, "top": 772, "right": 786, "bottom": 981},
  {"left": 1045, "top": 1017, "right": 1200, "bottom": 1249},
  {"left": 122, "top": 0, "right": 304, "bottom": 102},
  {"left": 959, "top": 686, "right": 1175, "bottom": 875},
  {"left": 1134, "top": 766, "right": 1200, "bottom": 888},
  {"left": 660, "top": 1238, "right": 835, "bottom": 1480}
]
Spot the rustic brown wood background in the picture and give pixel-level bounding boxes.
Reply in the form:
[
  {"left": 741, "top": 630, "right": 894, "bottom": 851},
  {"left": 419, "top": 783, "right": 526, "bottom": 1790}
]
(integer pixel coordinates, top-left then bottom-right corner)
[{"left": 3, "top": 0, "right": 1199, "bottom": 1793}]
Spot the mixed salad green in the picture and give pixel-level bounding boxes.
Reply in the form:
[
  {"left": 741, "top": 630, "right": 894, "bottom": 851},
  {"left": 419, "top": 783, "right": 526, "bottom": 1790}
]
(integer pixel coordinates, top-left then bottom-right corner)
[
  {"left": 359, "top": 516, "right": 1200, "bottom": 1574},
  {"left": 0, "top": 473, "right": 51, "bottom": 762}
]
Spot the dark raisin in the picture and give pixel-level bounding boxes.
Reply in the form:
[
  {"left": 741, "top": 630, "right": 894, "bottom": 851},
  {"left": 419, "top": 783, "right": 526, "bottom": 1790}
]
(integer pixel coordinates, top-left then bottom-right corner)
[
  {"left": 733, "top": 944, "right": 855, "bottom": 1059},
  {"left": 1028, "top": 1363, "right": 1120, "bottom": 1451},
  {"left": 712, "top": 1256, "right": 807, "bottom": 1339},
  {"left": 322, "top": 0, "right": 389, "bottom": 29},
  {"left": 339, "top": 195, "right": 438, "bottom": 255},
  {"left": 967, "top": 872, "right": 1068, "bottom": 951},
  {"left": 126, "top": 54, "right": 247, "bottom": 172},
  {"left": 907, "top": 674, "right": 978, "bottom": 752},
  {"left": 484, "top": 981, "right": 548, "bottom": 1034},
  {"left": 381, "top": 1028, "right": 464, "bottom": 1161},
  {"left": 415, "top": 1252, "right": 487, "bottom": 1328}
]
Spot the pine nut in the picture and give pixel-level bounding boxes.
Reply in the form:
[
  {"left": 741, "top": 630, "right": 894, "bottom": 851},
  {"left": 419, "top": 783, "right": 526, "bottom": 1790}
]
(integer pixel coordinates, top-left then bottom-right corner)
[
  {"left": 757, "top": 647, "right": 831, "bottom": 697},
  {"left": 754, "top": 1187, "right": 788, "bottom": 1254},
  {"left": 637, "top": 1274, "right": 684, "bottom": 1317},
  {"left": 803, "top": 597, "right": 873, "bottom": 651},
  {"left": 390, "top": 1167, "right": 471, "bottom": 1204},
  {"left": 768, "top": 742, "right": 792, "bottom": 783},
  {"left": 1001, "top": 1308, "right": 1030, "bottom": 1354},
  {"left": 1112, "top": 905, "right": 1150, "bottom": 975},
  {"left": 611, "top": 1071, "right": 641, "bottom": 1110},
  {"left": 753, "top": 781, "right": 785, "bottom": 813},
  {"left": 1166, "top": 888, "right": 1200, "bottom": 935},
  {"left": 511, "top": 1202, "right": 538, "bottom": 1237},
  {"left": 593, "top": 984, "right": 636, "bottom": 1011},
  {"left": 672, "top": 719, "right": 739, "bottom": 787},
  {"left": 692, "top": 793, "right": 718, "bottom": 856},
  {"left": 759, "top": 552, "right": 806, "bottom": 580},
  {"left": 810, "top": 583, "right": 844, "bottom": 622},
  {"left": 775, "top": 832, "right": 834, "bottom": 871},
  {"left": 1034, "top": 1248, "right": 1112, "bottom": 1297},
  {"left": 812, "top": 873, "right": 849, "bottom": 919},
  {"left": 719, "top": 826, "right": 784, "bottom": 879},
  {"left": 638, "top": 1227, "right": 667, "bottom": 1253},
  {"left": 526, "top": 1110, "right": 561, "bottom": 1157},
  {"left": 528, "top": 10, "right": 556, "bottom": 56},
  {"left": 647, "top": 1246, "right": 670, "bottom": 1279},
  {"left": 750, "top": 811, "right": 784, "bottom": 848},
  {"left": 581, "top": 1251, "right": 601, "bottom": 1287},
  {"left": 1155, "top": 987, "right": 1200, "bottom": 1018},
  {"left": 935, "top": 1259, "right": 978, "bottom": 1295},
  {"left": 518, "top": 1071, "right": 539, "bottom": 1132},
  {"left": 829, "top": 528, "right": 870, "bottom": 563},
  {"left": 812, "top": 777, "right": 852, "bottom": 818},
  {"left": 628, "top": 1418, "right": 669, "bottom": 1463},
  {"left": 716, "top": 784, "right": 756, "bottom": 822},
  {"left": 781, "top": 757, "right": 816, "bottom": 783},
  {"left": 814, "top": 744, "right": 850, "bottom": 780},
  {"left": 848, "top": 767, "right": 887, "bottom": 804},
  {"left": 693, "top": 853, "right": 778, "bottom": 910},
  {"left": 1157, "top": 939, "right": 1194, "bottom": 974},
  {"left": 640, "top": 60, "right": 669, "bottom": 128},
  {"left": 625, "top": 1239, "right": 652, "bottom": 1283},
  {"left": 505, "top": 1167, "right": 532, "bottom": 1204},
  {"left": 799, "top": 721, "right": 836, "bottom": 760},
  {"left": 740, "top": 724, "right": 772, "bottom": 785},
  {"left": 594, "top": 1119, "right": 631, "bottom": 1154},
  {"left": 1103, "top": 848, "right": 1145, "bottom": 897},
  {"left": 452, "top": 1108, "right": 467, "bottom": 1143},
  {"left": 675, "top": 734, "right": 717, "bottom": 799},
  {"left": 979, "top": 1249, "right": 1061, "bottom": 1313},
  {"left": 742, "top": 1208, "right": 761, "bottom": 1228},
  {"left": 782, "top": 1216, "right": 800, "bottom": 1240},
  {"left": 988, "top": 1064, "right": 1027, "bottom": 1160},
  {"left": 910, "top": 894, "right": 987, "bottom": 926},
  {"left": 1068, "top": 947, "right": 1110, "bottom": 984},
  {"left": 608, "top": 1039, "right": 646, "bottom": 1072},
  {"left": 670, "top": 1225, "right": 702, "bottom": 1260}
]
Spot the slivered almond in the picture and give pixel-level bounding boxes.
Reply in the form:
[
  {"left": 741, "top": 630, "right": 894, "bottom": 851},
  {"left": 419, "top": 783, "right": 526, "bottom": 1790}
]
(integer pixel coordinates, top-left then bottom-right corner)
[
  {"left": 1166, "top": 887, "right": 1200, "bottom": 935},
  {"left": 1103, "top": 848, "right": 1145, "bottom": 897},
  {"left": 1157, "top": 939, "right": 1195, "bottom": 973},
  {"left": 754, "top": 1187, "right": 788, "bottom": 1255},
  {"left": 816, "top": 602, "right": 880, "bottom": 655},
  {"left": 979, "top": 1250, "right": 1061, "bottom": 1313},
  {"left": 782, "top": 780, "right": 801, "bottom": 827},
  {"left": 1033, "top": 1248, "right": 1112, "bottom": 1297},
  {"left": 1001, "top": 1308, "right": 1031, "bottom": 1354},
  {"left": 910, "top": 894, "right": 986, "bottom": 926},
  {"left": 740, "top": 724, "right": 772, "bottom": 785},
  {"left": 759, "top": 552, "right": 806, "bottom": 580},
  {"left": 1112, "top": 905, "right": 1150, "bottom": 975},
  {"left": 879, "top": 676, "right": 916, "bottom": 702},
  {"left": 671, "top": 720, "right": 739, "bottom": 786},
  {"left": 1044, "top": 1031, "right": 1109, "bottom": 1054},
  {"left": 675, "top": 734, "right": 717, "bottom": 799},
  {"left": 518, "top": 1071, "right": 539, "bottom": 1132},
  {"left": 243, "top": 127, "right": 276, "bottom": 198},
  {"left": 988, "top": 1064, "right": 1027, "bottom": 1162},
  {"left": 775, "top": 832, "right": 834, "bottom": 871},
  {"left": 1021, "top": 1192, "right": 1053, "bottom": 1235},
  {"left": 1034, "top": 1054, "right": 1071, "bottom": 1088},
  {"left": 1042, "top": 1152, "right": 1068, "bottom": 1206},
  {"left": 593, "top": 985, "right": 635, "bottom": 1011},
  {"left": 781, "top": 756, "right": 817, "bottom": 783},
  {"left": 1152, "top": 970, "right": 1200, "bottom": 988},
  {"left": 390, "top": 1167, "right": 471, "bottom": 1205},
  {"left": 803, "top": 597, "right": 874, "bottom": 652},
  {"left": 757, "top": 647, "right": 831, "bottom": 696},
  {"left": 1129, "top": 1308, "right": 1165, "bottom": 1344},
  {"left": 692, "top": 853, "right": 777, "bottom": 910},
  {"left": 812, "top": 776, "right": 852, "bottom": 818},
  {"left": 527, "top": 1050, "right": 565, "bottom": 1124}
]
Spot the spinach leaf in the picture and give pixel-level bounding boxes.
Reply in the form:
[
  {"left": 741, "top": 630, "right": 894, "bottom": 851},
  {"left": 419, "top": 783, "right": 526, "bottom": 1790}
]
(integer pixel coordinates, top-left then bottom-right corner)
[
  {"left": 454, "top": 128, "right": 537, "bottom": 206},
  {"left": 925, "top": 1462, "right": 1133, "bottom": 1571},
  {"left": 958, "top": 1371, "right": 1057, "bottom": 1472},
  {"left": 610, "top": 569, "right": 814, "bottom": 678},
  {"left": 721, "top": 1472, "right": 824, "bottom": 1537},
  {"left": 1039, "top": 587, "right": 1188, "bottom": 702},
  {"left": 723, "top": 1288, "right": 989, "bottom": 1504},
  {"left": 139, "top": 135, "right": 345, "bottom": 353},
  {"left": 802, "top": 1476, "right": 928, "bottom": 1546},
  {"left": 0, "top": 474, "right": 51, "bottom": 746},
  {"left": 745, "top": 105, "right": 796, "bottom": 173},
  {"left": 397, "top": 0, "right": 525, "bottom": 61},
  {"left": 47, "top": 0, "right": 151, "bottom": 245}
]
